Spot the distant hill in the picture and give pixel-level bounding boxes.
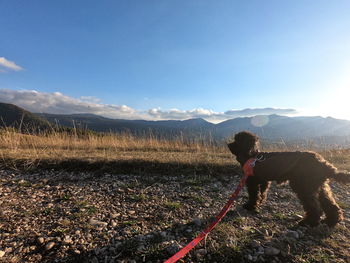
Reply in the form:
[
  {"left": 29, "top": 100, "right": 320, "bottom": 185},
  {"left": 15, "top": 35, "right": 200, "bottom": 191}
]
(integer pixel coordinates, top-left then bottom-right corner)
[
  {"left": 0, "top": 102, "right": 50, "bottom": 132},
  {"left": 39, "top": 113, "right": 216, "bottom": 140},
  {"left": 39, "top": 112, "right": 350, "bottom": 146},
  {"left": 2, "top": 102, "right": 350, "bottom": 146},
  {"left": 215, "top": 114, "right": 350, "bottom": 147},
  {"left": 216, "top": 114, "right": 350, "bottom": 139}
]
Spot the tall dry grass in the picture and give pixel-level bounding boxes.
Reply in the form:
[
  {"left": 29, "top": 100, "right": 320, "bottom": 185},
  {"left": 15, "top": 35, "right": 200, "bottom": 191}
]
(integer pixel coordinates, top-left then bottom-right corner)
[
  {"left": 0, "top": 128, "right": 233, "bottom": 170},
  {"left": 1, "top": 128, "right": 349, "bottom": 172}
]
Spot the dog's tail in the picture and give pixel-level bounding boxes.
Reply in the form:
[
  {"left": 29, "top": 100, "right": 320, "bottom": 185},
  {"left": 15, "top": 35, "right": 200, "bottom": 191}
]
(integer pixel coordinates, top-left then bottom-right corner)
[{"left": 329, "top": 171, "right": 350, "bottom": 184}]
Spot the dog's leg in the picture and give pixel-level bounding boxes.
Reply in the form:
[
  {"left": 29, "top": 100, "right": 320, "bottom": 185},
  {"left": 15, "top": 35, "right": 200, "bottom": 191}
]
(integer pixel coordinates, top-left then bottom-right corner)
[
  {"left": 258, "top": 181, "right": 271, "bottom": 206},
  {"left": 319, "top": 182, "right": 343, "bottom": 227},
  {"left": 243, "top": 176, "right": 260, "bottom": 211},
  {"left": 290, "top": 180, "right": 322, "bottom": 227},
  {"left": 297, "top": 192, "right": 323, "bottom": 227}
]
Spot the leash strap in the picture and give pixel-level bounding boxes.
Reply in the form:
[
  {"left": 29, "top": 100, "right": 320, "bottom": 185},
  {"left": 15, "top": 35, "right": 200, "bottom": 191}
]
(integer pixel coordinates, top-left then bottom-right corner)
[{"left": 164, "top": 158, "right": 256, "bottom": 263}]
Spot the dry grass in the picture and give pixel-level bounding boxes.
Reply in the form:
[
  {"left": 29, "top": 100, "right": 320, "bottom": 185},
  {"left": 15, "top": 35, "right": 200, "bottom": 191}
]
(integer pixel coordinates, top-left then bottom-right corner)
[
  {"left": 0, "top": 129, "right": 234, "bottom": 173},
  {"left": 1, "top": 128, "right": 350, "bottom": 173}
]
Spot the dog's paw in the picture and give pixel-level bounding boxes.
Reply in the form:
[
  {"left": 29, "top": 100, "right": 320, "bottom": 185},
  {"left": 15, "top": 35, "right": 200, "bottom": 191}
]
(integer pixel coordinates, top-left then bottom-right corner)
[
  {"left": 243, "top": 203, "right": 259, "bottom": 213},
  {"left": 298, "top": 219, "right": 320, "bottom": 227},
  {"left": 321, "top": 218, "right": 341, "bottom": 228}
]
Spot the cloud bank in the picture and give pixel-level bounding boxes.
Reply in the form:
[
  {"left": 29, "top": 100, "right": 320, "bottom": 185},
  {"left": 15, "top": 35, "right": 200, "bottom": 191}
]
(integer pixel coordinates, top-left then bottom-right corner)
[
  {"left": 0, "top": 57, "right": 23, "bottom": 72},
  {"left": 0, "top": 89, "right": 297, "bottom": 122}
]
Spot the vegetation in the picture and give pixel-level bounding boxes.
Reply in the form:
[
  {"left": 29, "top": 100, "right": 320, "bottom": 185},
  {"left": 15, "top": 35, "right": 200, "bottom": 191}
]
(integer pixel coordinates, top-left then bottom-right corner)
[
  {"left": 0, "top": 127, "right": 236, "bottom": 175},
  {"left": 0, "top": 126, "right": 350, "bottom": 262}
]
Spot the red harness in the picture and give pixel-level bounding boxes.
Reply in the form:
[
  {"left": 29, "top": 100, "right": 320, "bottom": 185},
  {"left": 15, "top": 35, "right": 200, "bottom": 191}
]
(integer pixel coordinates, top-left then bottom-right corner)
[{"left": 243, "top": 157, "right": 257, "bottom": 177}]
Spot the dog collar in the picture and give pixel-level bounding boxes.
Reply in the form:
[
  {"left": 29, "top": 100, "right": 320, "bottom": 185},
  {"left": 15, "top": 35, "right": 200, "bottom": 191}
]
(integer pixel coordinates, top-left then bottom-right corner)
[{"left": 243, "top": 158, "right": 257, "bottom": 177}]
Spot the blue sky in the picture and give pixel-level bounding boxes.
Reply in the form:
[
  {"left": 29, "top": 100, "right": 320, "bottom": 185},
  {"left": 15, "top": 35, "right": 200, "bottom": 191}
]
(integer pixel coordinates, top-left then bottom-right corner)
[{"left": 1, "top": 0, "right": 350, "bottom": 122}]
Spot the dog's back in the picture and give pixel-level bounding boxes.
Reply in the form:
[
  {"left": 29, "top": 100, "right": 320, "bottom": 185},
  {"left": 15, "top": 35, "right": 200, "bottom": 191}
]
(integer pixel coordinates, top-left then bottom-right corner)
[{"left": 253, "top": 151, "right": 336, "bottom": 182}]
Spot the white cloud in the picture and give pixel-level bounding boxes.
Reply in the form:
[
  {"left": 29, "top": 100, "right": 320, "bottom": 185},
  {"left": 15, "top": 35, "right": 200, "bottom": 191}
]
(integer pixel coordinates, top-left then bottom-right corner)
[
  {"left": 0, "top": 57, "right": 23, "bottom": 72},
  {"left": 0, "top": 89, "right": 142, "bottom": 119},
  {"left": 224, "top": 108, "right": 297, "bottom": 117},
  {"left": 0, "top": 89, "right": 297, "bottom": 122},
  {"left": 147, "top": 107, "right": 297, "bottom": 122}
]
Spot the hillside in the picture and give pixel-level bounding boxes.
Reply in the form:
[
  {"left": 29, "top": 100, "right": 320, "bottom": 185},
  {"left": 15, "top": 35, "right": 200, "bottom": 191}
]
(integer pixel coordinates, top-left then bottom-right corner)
[
  {"left": 0, "top": 102, "right": 50, "bottom": 132},
  {"left": 40, "top": 112, "right": 350, "bottom": 146},
  {"left": 2, "top": 102, "right": 350, "bottom": 146},
  {"left": 39, "top": 113, "right": 216, "bottom": 140}
]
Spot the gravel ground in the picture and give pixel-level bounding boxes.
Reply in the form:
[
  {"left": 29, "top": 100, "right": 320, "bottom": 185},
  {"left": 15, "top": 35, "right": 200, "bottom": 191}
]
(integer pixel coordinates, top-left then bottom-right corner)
[{"left": 0, "top": 169, "right": 349, "bottom": 263}]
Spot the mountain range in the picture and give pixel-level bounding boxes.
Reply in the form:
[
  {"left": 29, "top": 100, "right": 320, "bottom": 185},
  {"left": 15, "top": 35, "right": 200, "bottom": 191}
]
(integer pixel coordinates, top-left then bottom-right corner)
[{"left": 1, "top": 102, "right": 350, "bottom": 147}]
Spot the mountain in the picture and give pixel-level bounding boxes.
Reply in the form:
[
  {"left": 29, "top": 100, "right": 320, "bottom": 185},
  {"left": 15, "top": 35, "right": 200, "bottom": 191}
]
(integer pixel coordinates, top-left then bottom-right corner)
[
  {"left": 38, "top": 113, "right": 216, "bottom": 139},
  {"left": 39, "top": 112, "right": 350, "bottom": 145},
  {"left": 216, "top": 114, "right": 350, "bottom": 139},
  {"left": 0, "top": 102, "right": 50, "bottom": 132},
  {"left": 2, "top": 102, "right": 350, "bottom": 146}
]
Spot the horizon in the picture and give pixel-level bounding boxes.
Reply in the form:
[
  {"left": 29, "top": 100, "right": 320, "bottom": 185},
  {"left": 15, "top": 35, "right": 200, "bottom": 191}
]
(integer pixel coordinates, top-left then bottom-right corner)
[
  {"left": 2, "top": 100, "right": 349, "bottom": 127},
  {"left": 1, "top": 1, "right": 350, "bottom": 122}
]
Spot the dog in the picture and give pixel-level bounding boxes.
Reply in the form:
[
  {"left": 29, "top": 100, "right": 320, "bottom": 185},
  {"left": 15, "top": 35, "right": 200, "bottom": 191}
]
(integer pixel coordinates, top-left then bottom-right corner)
[{"left": 227, "top": 131, "right": 350, "bottom": 227}]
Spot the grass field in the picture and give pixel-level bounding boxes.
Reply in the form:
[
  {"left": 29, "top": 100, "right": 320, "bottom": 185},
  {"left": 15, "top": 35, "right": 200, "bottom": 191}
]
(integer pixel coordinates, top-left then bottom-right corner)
[{"left": 1, "top": 129, "right": 350, "bottom": 171}]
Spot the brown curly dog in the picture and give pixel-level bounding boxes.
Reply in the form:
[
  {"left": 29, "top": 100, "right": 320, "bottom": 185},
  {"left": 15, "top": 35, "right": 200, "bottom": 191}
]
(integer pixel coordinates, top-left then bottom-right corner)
[{"left": 228, "top": 131, "right": 350, "bottom": 227}]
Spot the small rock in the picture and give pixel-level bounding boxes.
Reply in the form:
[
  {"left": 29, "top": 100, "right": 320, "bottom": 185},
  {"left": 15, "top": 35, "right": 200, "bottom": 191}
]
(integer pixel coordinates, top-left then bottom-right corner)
[
  {"left": 5, "top": 247, "right": 12, "bottom": 253},
  {"left": 251, "top": 240, "right": 261, "bottom": 248},
  {"left": 0, "top": 250, "right": 5, "bottom": 258},
  {"left": 286, "top": 230, "right": 299, "bottom": 239},
  {"left": 45, "top": 242, "right": 55, "bottom": 251},
  {"left": 193, "top": 218, "right": 202, "bottom": 227},
  {"left": 110, "top": 220, "right": 118, "bottom": 227},
  {"left": 37, "top": 237, "right": 45, "bottom": 244},
  {"left": 89, "top": 218, "right": 108, "bottom": 227},
  {"left": 166, "top": 243, "right": 182, "bottom": 255},
  {"left": 111, "top": 213, "right": 120, "bottom": 219},
  {"left": 63, "top": 235, "right": 73, "bottom": 244},
  {"left": 247, "top": 254, "right": 253, "bottom": 261},
  {"left": 264, "top": 247, "right": 280, "bottom": 256},
  {"left": 195, "top": 248, "right": 206, "bottom": 259},
  {"left": 185, "top": 228, "right": 192, "bottom": 233},
  {"left": 137, "top": 244, "right": 145, "bottom": 252}
]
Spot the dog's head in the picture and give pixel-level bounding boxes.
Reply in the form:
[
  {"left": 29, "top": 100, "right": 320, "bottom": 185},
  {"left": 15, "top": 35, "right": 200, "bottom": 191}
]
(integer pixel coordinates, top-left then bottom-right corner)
[{"left": 227, "top": 131, "right": 259, "bottom": 157}]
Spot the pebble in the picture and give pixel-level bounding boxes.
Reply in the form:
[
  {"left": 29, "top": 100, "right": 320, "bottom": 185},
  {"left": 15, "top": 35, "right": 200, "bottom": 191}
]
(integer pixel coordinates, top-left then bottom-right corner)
[
  {"left": 89, "top": 218, "right": 108, "bottom": 227},
  {"left": 110, "top": 213, "right": 120, "bottom": 219},
  {"left": 110, "top": 220, "right": 118, "bottom": 227},
  {"left": 63, "top": 235, "right": 73, "bottom": 244},
  {"left": 166, "top": 243, "right": 182, "bottom": 255},
  {"left": 286, "top": 230, "right": 299, "bottom": 239},
  {"left": 264, "top": 247, "right": 280, "bottom": 256},
  {"left": 37, "top": 237, "right": 45, "bottom": 244},
  {"left": 195, "top": 248, "right": 206, "bottom": 259},
  {"left": 251, "top": 240, "right": 261, "bottom": 248},
  {"left": 0, "top": 250, "right": 5, "bottom": 258},
  {"left": 45, "top": 242, "right": 55, "bottom": 251},
  {"left": 193, "top": 218, "right": 202, "bottom": 227}
]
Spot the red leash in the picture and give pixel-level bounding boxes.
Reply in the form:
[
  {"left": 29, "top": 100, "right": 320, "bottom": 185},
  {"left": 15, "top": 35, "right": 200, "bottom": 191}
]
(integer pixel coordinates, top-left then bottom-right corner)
[{"left": 164, "top": 158, "right": 256, "bottom": 263}]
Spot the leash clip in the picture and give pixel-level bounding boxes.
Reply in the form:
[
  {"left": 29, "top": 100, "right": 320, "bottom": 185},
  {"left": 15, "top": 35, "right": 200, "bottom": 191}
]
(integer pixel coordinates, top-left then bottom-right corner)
[{"left": 251, "top": 154, "right": 265, "bottom": 167}]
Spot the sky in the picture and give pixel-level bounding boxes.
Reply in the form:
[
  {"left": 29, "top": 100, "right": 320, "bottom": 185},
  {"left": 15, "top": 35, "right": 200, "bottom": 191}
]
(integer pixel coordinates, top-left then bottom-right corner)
[{"left": 1, "top": 0, "right": 350, "bottom": 123}]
